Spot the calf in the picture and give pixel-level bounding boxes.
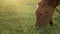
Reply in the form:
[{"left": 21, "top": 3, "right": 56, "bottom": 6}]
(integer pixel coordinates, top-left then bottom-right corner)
[{"left": 35, "top": 0, "right": 60, "bottom": 27}]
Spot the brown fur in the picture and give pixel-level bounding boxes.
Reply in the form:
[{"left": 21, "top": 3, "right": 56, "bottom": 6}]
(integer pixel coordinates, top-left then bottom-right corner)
[{"left": 35, "top": 0, "right": 60, "bottom": 27}]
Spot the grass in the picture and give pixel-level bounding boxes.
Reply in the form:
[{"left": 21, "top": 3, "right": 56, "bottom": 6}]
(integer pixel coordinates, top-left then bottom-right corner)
[{"left": 0, "top": 0, "right": 60, "bottom": 34}]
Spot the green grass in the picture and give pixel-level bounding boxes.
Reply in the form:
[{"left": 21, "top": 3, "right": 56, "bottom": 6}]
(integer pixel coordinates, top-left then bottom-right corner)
[{"left": 0, "top": 0, "right": 60, "bottom": 34}]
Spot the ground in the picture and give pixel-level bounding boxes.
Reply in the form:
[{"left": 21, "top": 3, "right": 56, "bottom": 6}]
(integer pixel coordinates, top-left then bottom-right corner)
[{"left": 0, "top": 0, "right": 60, "bottom": 34}]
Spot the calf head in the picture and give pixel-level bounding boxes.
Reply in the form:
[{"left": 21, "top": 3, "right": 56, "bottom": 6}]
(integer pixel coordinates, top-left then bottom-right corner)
[{"left": 35, "top": 0, "right": 60, "bottom": 27}]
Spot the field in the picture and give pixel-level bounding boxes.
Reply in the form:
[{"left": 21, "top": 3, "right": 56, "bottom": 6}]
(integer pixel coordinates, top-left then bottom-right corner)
[{"left": 0, "top": 0, "right": 60, "bottom": 34}]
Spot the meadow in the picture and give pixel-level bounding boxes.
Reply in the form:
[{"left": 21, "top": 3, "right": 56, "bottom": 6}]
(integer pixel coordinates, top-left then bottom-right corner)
[{"left": 0, "top": 0, "right": 60, "bottom": 34}]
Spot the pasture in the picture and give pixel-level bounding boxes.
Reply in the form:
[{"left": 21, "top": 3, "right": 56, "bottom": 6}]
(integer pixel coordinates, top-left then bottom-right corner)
[{"left": 0, "top": 0, "right": 60, "bottom": 34}]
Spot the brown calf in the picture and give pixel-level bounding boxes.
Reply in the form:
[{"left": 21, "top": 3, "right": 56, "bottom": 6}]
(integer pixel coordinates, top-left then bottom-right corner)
[{"left": 35, "top": 0, "right": 60, "bottom": 27}]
